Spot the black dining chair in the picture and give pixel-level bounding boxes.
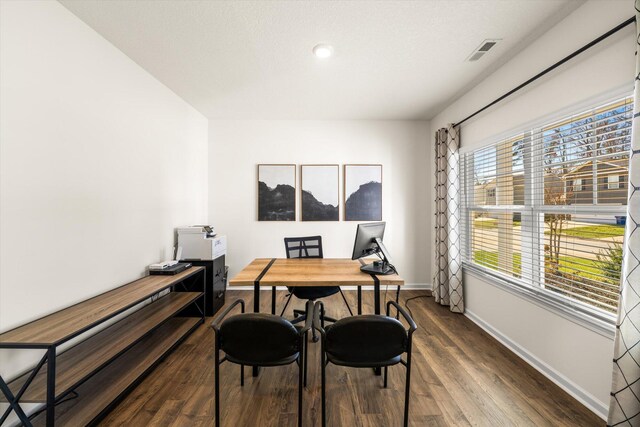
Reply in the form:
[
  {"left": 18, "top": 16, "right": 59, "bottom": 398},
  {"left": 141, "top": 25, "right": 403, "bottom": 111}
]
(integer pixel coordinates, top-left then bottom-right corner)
[
  {"left": 313, "top": 300, "right": 417, "bottom": 427},
  {"left": 281, "top": 236, "right": 353, "bottom": 342},
  {"left": 211, "top": 299, "right": 312, "bottom": 427}
]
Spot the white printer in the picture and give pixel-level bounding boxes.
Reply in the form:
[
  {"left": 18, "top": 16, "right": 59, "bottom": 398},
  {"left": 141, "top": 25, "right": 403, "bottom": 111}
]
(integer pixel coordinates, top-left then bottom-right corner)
[{"left": 177, "top": 226, "right": 226, "bottom": 260}]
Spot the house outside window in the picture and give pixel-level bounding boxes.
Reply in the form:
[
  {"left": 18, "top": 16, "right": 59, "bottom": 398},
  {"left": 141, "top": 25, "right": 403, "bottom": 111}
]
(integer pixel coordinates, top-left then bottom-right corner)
[{"left": 608, "top": 174, "right": 620, "bottom": 190}]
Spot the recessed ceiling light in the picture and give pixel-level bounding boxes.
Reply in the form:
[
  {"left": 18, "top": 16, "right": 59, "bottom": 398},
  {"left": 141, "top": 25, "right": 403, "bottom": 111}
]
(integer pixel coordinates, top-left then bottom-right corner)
[{"left": 313, "top": 44, "right": 333, "bottom": 59}]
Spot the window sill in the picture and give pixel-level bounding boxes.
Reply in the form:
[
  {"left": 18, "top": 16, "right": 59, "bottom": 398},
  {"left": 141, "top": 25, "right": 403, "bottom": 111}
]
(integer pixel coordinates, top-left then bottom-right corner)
[{"left": 462, "top": 262, "right": 616, "bottom": 340}]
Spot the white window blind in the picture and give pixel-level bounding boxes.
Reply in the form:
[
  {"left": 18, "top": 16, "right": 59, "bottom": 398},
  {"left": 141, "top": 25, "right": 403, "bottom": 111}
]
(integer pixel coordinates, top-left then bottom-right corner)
[{"left": 461, "top": 96, "right": 632, "bottom": 316}]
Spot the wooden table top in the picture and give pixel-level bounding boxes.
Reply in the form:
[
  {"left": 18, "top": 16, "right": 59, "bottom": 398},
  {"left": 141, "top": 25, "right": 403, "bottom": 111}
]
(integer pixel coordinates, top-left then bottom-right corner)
[{"left": 229, "top": 258, "right": 404, "bottom": 287}]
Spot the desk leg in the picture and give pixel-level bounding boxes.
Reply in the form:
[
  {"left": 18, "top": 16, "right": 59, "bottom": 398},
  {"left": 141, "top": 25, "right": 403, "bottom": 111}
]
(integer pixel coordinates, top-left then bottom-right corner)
[
  {"left": 253, "top": 282, "right": 261, "bottom": 377},
  {"left": 272, "top": 286, "right": 276, "bottom": 315},
  {"left": 357, "top": 286, "right": 362, "bottom": 315},
  {"left": 373, "top": 282, "right": 381, "bottom": 376}
]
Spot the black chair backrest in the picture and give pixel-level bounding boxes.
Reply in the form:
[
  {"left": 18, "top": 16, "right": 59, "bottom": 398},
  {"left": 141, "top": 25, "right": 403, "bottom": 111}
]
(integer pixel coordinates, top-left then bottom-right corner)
[
  {"left": 326, "top": 315, "right": 407, "bottom": 364},
  {"left": 219, "top": 313, "right": 300, "bottom": 364},
  {"left": 284, "top": 236, "right": 323, "bottom": 259}
]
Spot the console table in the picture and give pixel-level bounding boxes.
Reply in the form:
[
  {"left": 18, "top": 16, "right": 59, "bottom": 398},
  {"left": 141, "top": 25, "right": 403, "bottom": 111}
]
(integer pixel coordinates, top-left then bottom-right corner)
[{"left": 0, "top": 267, "right": 205, "bottom": 426}]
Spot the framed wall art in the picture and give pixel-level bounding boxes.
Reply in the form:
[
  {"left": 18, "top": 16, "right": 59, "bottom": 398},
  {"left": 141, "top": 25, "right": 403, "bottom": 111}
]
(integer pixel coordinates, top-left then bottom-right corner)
[
  {"left": 301, "top": 164, "right": 339, "bottom": 221},
  {"left": 257, "top": 164, "right": 296, "bottom": 221},
  {"left": 344, "top": 164, "right": 382, "bottom": 221}
]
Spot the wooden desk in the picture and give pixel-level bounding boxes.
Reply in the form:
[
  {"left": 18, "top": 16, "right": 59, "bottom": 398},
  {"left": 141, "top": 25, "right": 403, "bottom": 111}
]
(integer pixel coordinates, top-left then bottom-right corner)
[
  {"left": 229, "top": 258, "right": 404, "bottom": 316},
  {"left": 231, "top": 258, "right": 404, "bottom": 377}
]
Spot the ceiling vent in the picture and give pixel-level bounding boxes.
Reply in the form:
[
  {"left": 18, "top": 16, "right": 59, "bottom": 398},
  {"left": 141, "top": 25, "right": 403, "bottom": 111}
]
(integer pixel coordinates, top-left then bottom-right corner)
[{"left": 466, "top": 39, "right": 501, "bottom": 62}]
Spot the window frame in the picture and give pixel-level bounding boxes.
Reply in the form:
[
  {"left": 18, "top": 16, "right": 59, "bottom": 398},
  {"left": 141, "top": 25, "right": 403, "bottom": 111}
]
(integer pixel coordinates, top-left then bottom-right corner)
[{"left": 460, "top": 96, "right": 632, "bottom": 336}]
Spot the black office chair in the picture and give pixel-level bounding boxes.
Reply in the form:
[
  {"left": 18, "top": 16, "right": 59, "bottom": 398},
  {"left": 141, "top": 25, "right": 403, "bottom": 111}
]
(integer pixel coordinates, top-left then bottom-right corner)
[
  {"left": 313, "top": 300, "right": 417, "bottom": 427},
  {"left": 280, "top": 236, "right": 353, "bottom": 342},
  {"left": 211, "top": 299, "right": 312, "bottom": 427}
]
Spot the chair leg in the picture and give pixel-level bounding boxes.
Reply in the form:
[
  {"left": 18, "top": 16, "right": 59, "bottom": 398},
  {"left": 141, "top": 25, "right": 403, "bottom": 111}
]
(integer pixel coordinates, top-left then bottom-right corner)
[
  {"left": 215, "top": 351, "right": 220, "bottom": 427},
  {"left": 298, "top": 355, "right": 303, "bottom": 427},
  {"left": 321, "top": 356, "right": 326, "bottom": 427},
  {"left": 404, "top": 356, "right": 412, "bottom": 427},
  {"left": 338, "top": 288, "right": 354, "bottom": 316},
  {"left": 240, "top": 364, "right": 244, "bottom": 386},
  {"left": 383, "top": 366, "right": 388, "bottom": 388},
  {"left": 304, "top": 331, "right": 308, "bottom": 387},
  {"left": 280, "top": 293, "right": 293, "bottom": 317}
]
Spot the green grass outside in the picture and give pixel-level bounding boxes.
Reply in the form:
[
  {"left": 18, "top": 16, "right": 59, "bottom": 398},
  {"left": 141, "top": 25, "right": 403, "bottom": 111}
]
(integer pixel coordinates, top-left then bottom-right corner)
[
  {"left": 474, "top": 251, "right": 522, "bottom": 276},
  {"left": 555, "top": 255, "right": 608, "bottom": 281},
  {"left": 473, "top": 250, "right": 608, "bottom": 282},
  {"left": 549, "top": 224, "right": 625, "bottom": 239},
  {"left": 473, "top": 218, "right": 521, "bottom": 229},
  {"left": 474, "top": 220, "right": 623, "bottom": 239}
]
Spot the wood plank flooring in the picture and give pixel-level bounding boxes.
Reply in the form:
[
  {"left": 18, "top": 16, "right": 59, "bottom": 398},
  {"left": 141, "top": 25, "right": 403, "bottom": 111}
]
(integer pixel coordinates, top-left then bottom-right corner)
[{"left": 98, "top": 290, "right": 603, "bottom": 426}]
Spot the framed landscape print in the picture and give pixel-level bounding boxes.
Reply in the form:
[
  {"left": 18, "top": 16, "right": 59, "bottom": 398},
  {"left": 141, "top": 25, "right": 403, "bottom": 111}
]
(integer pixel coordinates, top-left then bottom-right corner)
[
  {"left": 301, "top": 165, "right": 339, "bottom": 221},
  {"left": 344, "top": 164, "right": 382, "bottom": 221},
  {"left": 258, "top": 164, "right": 296, "bottom": 221}
]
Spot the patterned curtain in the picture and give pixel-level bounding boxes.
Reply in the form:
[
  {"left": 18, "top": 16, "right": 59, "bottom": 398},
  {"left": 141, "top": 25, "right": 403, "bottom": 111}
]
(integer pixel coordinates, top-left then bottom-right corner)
[
  {"left": 607, "top": 4, "right": 640, "bottom": 425},
  {"left": 433, "top": 125, "right": 464, "bottom": 313}
]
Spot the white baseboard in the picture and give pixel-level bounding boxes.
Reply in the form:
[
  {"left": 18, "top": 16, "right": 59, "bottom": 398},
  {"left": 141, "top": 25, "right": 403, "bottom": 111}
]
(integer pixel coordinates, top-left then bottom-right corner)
[
  {"left": 227, "top": 283, "right": 432, "bottom": 291},
  {"left": 464, "top": 309, "right": 608, "bottom": 421}
]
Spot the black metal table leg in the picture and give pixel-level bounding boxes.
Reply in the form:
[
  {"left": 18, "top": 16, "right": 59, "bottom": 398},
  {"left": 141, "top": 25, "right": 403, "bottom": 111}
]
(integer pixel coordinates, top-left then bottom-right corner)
[
  {"left": 0, "top": 376, "right": 33, "bottom": 427},
  {"left": 272, "top": 286, "right": 276, "bottom": 315},
  {"left": 46, "top": 346, "right": 56, "bottom": 426},
  {"left": 253, "top": 281, "right": 260, "bottom": 377},
  {"left": 251, "top": 259, "right": 276, "bottom": 377},
  {"left": 357, "top": 286, "right": 362, "bottom": 315}
]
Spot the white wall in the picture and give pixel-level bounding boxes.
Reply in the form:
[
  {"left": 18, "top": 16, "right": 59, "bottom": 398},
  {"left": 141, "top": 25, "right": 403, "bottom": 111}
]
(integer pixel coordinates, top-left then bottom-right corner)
[
  {"left": 430, "top": 0, "right": 633, "bottom": 419},
  {"left": 0, "top": 0, "right": 208, "bottom": 390},
  {"left": 209, "top": 120, "right": 430, "bottom": 286}
]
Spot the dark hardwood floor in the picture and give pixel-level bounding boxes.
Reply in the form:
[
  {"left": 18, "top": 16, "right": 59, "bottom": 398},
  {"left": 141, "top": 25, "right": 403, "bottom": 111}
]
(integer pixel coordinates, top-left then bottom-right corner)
[{"left": 98, "top": 290, "right": 603, "bottom": 426}]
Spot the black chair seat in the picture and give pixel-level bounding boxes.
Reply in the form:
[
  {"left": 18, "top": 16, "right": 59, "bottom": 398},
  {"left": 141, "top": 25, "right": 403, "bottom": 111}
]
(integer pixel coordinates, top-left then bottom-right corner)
[
  {"left": 225, "top": 352, "right": 299, "bottom": 367},
  {"left": 324, "top": 315, "right": 407, "bottom": 365},
  {"left": 290, "top": 286, "right": 340, "bottom": 300},
  {"left": 327, "top": 354, "right": 402, "bottom": 368},
  {"left": 219, "top": 313, "right": 300, "bottom": 365}
]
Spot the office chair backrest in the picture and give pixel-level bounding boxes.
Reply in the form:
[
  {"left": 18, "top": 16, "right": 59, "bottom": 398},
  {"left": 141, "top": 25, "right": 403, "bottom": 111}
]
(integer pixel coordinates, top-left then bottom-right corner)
[
  {"left": 219, "top": 313, "right": 300, "bottom": 364},
  {"left": 326, "top": 315, "right": 407, "bottom": 364},
  {"left": 284, "top": 236, "right": 323, "bottom": 259}
]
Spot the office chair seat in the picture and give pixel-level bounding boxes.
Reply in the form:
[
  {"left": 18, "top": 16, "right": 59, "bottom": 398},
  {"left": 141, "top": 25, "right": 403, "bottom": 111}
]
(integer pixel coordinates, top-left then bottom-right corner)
[{"left": 289, "top": 286, "right": 340, "bottom": 300}]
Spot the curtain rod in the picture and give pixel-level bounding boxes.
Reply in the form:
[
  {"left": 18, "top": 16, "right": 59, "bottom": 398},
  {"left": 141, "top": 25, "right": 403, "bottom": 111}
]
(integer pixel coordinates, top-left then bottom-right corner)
[{"left": 452, "top": 16, "right": 636, "bottom": 128}]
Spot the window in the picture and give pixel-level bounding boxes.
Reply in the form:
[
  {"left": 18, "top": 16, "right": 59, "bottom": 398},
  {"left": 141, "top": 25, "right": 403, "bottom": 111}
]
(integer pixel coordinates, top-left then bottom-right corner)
[
  {"left": 461, "top": 96, "right": 632, "bottom": 319},
  {"left": 573, "top": 178, "right": 583, "bottom": 192},
  {"left": 487, "top": 188, "right": 496, "bottom": 198}
]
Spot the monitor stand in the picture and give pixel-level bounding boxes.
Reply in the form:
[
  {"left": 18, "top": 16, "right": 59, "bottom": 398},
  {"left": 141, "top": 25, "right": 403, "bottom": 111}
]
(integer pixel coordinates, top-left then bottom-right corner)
[{"left": 360, "top": 262, "right": 395, "bottom": 275}]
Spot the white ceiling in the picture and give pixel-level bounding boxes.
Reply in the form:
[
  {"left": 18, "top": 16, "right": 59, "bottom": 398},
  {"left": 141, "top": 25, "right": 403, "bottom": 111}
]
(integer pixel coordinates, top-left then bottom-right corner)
[{"left": 60, "top": 0, "right": 582, "bottom": 120}]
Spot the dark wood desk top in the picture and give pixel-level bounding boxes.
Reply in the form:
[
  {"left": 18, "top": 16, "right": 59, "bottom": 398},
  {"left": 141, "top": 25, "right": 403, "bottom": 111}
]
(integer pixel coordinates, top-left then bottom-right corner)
[
  {"left": 0, "top": 267, "right": 204, "bottom": 346},
  {"left": 229, "top": 258, "right": 404, "bottom": 287}
]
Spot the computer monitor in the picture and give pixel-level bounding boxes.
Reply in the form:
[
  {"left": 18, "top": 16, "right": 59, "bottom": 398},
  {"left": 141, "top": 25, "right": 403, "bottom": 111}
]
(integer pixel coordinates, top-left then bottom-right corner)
[{"left": 351, "top": 222, "right": 395, "bottom": 275}]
